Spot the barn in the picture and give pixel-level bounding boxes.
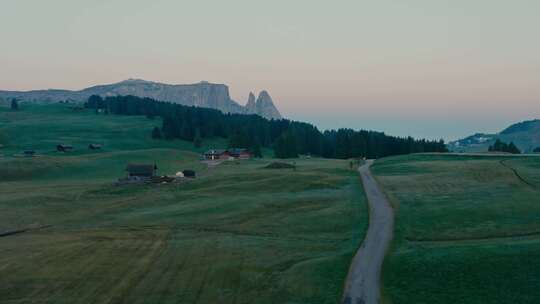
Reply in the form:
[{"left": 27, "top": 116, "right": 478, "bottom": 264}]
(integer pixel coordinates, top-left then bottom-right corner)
[
  {"left": 228, "top": 148, "right": 252, "bottom": 159},
  {"left": 203, "top": 148, "right": 252, "bottom": 160},
  {"left": 88, "top": 144, "right": 102, "bottom": 150},
  {"left": 125, "top": 163, "right": 157, "bottom": 178},
  {"left": 203, "top": 149, "right": 230, "bottom": 160},
  {"left": 182, "top": 169, "right": 196, "bottom": 178},
  {"left": 23, "top": 150, "right": 36, "bottom": 157},
  {"left": 57, "top": 144, "right": 73, "bottom": 152}
]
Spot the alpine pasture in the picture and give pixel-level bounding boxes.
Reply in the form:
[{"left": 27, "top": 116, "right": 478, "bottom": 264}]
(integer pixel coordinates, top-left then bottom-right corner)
[
  {"left": 372, "top": 154, "right": 540, "bottom": 304},
  {"left": 0, "top": 103, "right": 367, "bottom": 304}
]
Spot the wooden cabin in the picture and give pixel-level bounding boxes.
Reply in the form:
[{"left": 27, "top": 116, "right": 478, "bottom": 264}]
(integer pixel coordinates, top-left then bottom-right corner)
[
  {"left": 125, "top": 163, "right": 157, "bottom": 178},
  {"left": 182, "top": 169, "right": 196, "bottom": 178},
  {"left": 203, "top": 148, "right": 251, "bottom": 160},
  {"left": 88, "top": 144, "right": 102, "bottom": 150},
  {"left": 57, "top": 144, "right": 73, "bottom": 152},
  {"left": 23, "top": 150, "right": 36, "bottom": 157},
  {"left": 228, "top": 148, "right": 252, "bottom": 159},
  {"left": 203, "top": 149, "right": 230, "bottom": 160}
]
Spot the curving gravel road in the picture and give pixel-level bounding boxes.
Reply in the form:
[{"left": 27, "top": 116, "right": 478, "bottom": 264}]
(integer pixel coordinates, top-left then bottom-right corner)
[{"left": 342, "top": 160, "right": 394, "bottom": 304}]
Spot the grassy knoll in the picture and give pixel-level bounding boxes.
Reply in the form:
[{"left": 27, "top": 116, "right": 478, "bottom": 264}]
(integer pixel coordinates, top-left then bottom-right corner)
[
  {"left": 0, "top": 103, "right": 367, "bottom": 304},
  {"left": 372, "top": 154, "right": 540, "bottom": 304}
]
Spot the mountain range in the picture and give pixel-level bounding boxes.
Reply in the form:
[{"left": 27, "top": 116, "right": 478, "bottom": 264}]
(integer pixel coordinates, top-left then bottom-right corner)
[
  {"left": 0, "top": 79, "right": 282, "bottom": 120},
  {"left": 449, "top": 119, "right": 540, "bottom": 153}
]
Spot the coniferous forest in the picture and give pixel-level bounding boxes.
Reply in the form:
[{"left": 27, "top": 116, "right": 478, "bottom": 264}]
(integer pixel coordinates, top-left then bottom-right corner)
[
  {"left": 488, "top": 139, "right": 521, "bottom": 154},
  {"left": 86, "top": 95, "right": 448, "bottom": 159}
]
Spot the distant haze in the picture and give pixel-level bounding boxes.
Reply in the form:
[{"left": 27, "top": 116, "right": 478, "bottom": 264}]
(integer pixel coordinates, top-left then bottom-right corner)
[{"left": 1, "top": 0, "right": 539, "bottom": 140}]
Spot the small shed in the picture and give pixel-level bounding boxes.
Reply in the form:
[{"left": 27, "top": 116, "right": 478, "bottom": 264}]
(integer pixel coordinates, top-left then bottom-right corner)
[
  {"left": 23, "top": 150, "right": 36, "bottom": 157},
  {"left": 126, "top": 163, "right": 157, "bottom": 178},
  {"left": 88, "top": 144, "right": 102, "bottom": 150},
  {"left": 57, "top": 144, "right": 73, "bottom": 152},
  {"left": 182, "top": 169, "right": 196, "bottom": 178}
]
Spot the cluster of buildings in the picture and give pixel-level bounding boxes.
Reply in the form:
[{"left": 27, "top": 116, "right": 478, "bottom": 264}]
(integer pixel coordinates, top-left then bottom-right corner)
[
  {"left": 121, "top": 163, "right": 196, "bottom": 185},
  {"left": 202, "top": 148, "right": 252, "bottom": 161}
]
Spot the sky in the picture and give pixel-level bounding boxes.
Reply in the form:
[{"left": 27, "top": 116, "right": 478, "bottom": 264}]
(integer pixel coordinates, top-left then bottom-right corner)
[{"left": 1, "top": 0, "right": 539, "bottom": 140}]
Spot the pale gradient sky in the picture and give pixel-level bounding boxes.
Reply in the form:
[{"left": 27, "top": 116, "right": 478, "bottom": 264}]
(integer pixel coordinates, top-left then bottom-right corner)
[{"left": 1, "top": 0, "right": 539, "bottom": 140}]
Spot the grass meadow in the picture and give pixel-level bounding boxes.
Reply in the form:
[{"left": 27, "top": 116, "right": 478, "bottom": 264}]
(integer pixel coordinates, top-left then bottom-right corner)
[
  {"left": 0, "top": 103, "right": 367, "bottom": 304},
  {"left": 372, "top": 154, "right": 540, "bottom": 304}
]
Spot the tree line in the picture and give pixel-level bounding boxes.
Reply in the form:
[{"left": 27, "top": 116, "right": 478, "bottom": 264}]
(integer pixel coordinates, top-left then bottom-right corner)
[
  {"left": 488, "top": 139, "right": 521, "bottom": 154},
  {"left": 85, "top": 95, "right": 448, "bottom": 159}
]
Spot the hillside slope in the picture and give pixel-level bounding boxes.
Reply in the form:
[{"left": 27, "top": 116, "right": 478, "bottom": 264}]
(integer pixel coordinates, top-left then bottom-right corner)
[
  {"left": 0, "top": 79, "right": 282, "bottom": 120},
  {"left": 449, "top": 119, "right": 540, "bottom": 153},
  {"left": 0, "top": 102, "right": 366, "bottom": 304}
]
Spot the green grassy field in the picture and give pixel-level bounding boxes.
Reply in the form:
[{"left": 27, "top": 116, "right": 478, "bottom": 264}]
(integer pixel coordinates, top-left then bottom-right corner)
[
  {"left": 0, "top": 103, "right": 368, "bottom": 304},
  {"left": 372, "top": 154, "right": 540, "bottom": 304}
]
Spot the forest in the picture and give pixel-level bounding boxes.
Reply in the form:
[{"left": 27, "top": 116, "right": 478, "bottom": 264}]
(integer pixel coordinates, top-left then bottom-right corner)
[
  {"left": 488, "top": 139, "right": 521, "bottom": 154},
  {"left": 85, "top": 95, "right": 448, "bottom": 158}
]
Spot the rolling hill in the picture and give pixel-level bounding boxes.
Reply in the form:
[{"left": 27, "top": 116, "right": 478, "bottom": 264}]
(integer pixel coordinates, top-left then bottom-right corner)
[
  {"left": 0, "top": 102, "right": 367, "bottom": 304},
  {"left": 448, "top": 119, "right": 540, "bottom": 153}
]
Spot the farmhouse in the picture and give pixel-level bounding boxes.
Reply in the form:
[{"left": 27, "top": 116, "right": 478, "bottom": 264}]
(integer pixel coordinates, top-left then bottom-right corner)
[
  {"left": 203, "top": 149, "right": 230, "bottom": 160},
  {"left": 88, "top": 144, "right": 102, "bottom": 150},
  {"left": 203, "top": 148, "right": 252, "bottom": 160},
  {"left": 229, "top": 148, "right": 252, "bottom": 159},
  {"left": 183, "top": 169, "right": 196, "bottom": 178},
  {"left": 23, "top": 150, "right": 36, "bottom": 157},
  {"left": 126, "top": 163, "right": 157, "bottom": 178},
  {"left": 57, "top": 144, "right": 73, "bottom": 152}
]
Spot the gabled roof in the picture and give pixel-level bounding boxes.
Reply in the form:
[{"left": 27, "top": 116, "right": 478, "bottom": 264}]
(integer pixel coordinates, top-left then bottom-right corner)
[
  {"left": 126, "top": 163, "right": 156, "bottom": 174},
  {"left": 229, "top": 148, "right": 249, "bottom": 154},
  {"left": 204, "top": 149, "right": 227, "bottom": 155}
]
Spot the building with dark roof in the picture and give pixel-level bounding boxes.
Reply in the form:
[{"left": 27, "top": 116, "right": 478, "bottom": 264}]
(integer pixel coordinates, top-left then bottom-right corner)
[
  {"left": 125, "top": 163, "right": 157, "bottom": 178},
  {"left": 57, "top": 144, "right": 73, "bottom": 152},
  {"left": 203, "top": 148, "right": 251, "bottom": 160},
  {"left": 88, "top": 144, "right": 102, "bottom": 150}
]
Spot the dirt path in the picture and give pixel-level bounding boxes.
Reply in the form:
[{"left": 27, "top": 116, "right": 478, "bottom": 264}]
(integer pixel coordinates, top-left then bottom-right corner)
[{"left": 342, "top": 160, "right": 394, "bottom": 304}]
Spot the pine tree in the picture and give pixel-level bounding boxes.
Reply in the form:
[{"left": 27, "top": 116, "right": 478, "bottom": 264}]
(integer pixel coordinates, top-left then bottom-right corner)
[
  {"left": 161, "top": 116, "right": 176, "bottom": 140},
  {"left": 507, "top": 142, "right": 521, "bottom": 154},
  {"left": 151, "top": 127, "right": 162, "bottom": 139},
  {"left": 274, "top": 131, "right": 298, "bottom": 158},
  {"left": 193, "top": 129, "right": 202, "bottom": 148},
  {"left": 10, "top": 99, "right": 19, "bottom": 111},
  {"left": 250, "top": 137, "right": 263, "bottom": 158}
]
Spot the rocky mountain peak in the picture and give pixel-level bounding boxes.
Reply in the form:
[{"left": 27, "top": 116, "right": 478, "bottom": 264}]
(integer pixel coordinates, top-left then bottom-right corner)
[
  {"left": 254, "top": 90, "right": 282, "bottom": 120},
  {"left": 246, "top": 92, "right": 257, "bottom": 112},
  {"left": 0, "top": 79, "right": 283, "bottom": 120}
]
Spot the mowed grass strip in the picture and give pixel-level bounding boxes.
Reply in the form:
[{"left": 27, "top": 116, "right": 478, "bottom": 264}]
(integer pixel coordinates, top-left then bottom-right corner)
[{"left": 372, "top": 154, "right": 540, "bottom": 304}]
